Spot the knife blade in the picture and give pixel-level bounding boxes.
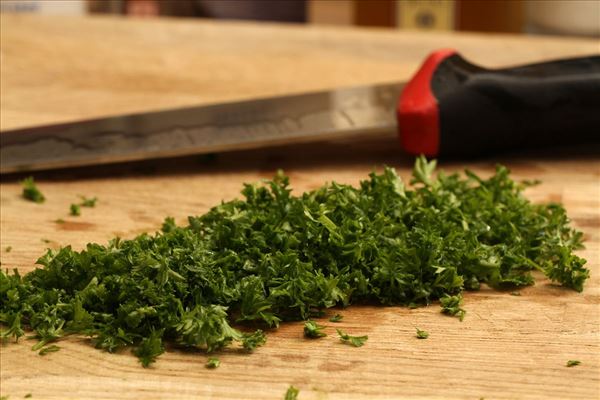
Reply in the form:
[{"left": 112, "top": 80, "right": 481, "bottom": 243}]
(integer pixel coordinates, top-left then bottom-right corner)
[
  {"left": 0, "top": 83, "right": 401, "bottom": 173},
  {"left": 2, "top": 50, "right": 599, "bottom": 173}
]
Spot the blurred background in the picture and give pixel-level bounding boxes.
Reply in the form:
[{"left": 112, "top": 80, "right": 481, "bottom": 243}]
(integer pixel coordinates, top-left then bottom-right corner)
[{"left": 1, "top": 0, "right": 598, "bottom": 37}]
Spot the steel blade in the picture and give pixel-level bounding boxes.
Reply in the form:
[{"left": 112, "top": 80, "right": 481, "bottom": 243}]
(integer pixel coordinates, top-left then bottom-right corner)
[{"left": 0, "top": 83, "right": 402, "bottom": 173}]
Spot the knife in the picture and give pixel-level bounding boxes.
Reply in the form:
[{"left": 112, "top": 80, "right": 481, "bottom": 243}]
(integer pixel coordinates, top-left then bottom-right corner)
[{"left": 1, "top": 49, "right": 599, "bottom": 174}]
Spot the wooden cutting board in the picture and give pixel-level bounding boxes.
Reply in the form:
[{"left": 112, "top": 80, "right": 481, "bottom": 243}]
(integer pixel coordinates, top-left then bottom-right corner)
[{"left": 1, "top": 14, "right": 598, "bottom": 400}]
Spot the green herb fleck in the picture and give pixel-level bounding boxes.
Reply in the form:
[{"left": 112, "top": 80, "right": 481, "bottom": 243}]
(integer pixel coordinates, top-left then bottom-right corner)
[
  {"left": 133, "top": 330, "right": 164, "bottom": 368},
  {"left": 0, "top": 157, "right": 588, "bottom": 367},
  {"left": 69, "top": 204, "right": 81, "bottom": 216},
  {"left": 79, "top": 196, "right": 98, "bottom": 208},
  {"left": 206, "top": 357, "right": 220, "bottom": 369},
  {"left": 329, "top": 314, "right": 343, "bottom": 323},
  {"left": 24, "top": 394, "right": 32, "bottom": 398},
  {"left": 566, "top": 360, "right": 581, "bottom": 367},
  {"left": 284, "top": 385, "right": 299, "bottom": 400},
  {"left": 21, "top": 177, "right": 45, "bottom": 203},
  {"left": 415, "top": 328, "right": 429, "bottom": 339},
  {"left": 440, "top": 294, "right": 466, "bottom": 321},
  {"left": 336, "top": 329, "right": 368, "bottom": 347},
  {"left": 4, "top": 246, "right": 11, "bottom": 253},
  {"left": 40, "top": 239, "right": 51, "bottom": 244},
  {"left": 38, "top": 345, "right": 60, "bottom": 356},
  {"left": 303, "top": 320, "right": 326, "bottom": 338}
]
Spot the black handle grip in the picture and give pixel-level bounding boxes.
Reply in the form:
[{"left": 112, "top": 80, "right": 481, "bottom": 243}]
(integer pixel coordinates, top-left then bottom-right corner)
[
  {"left": 433, "top": 54, "right": 600, "bottom": 156},
  {"left": 398, "top": 51, "right": 600, "bottom": 157}
]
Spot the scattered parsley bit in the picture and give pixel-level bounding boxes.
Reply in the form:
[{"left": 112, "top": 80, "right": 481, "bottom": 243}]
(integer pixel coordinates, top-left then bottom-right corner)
[
  {"left": 40, "top": 239, "right": 51, "bottom": 244},
  {"left": 329, "top": 314, "right": 343, "bottom": 323},
  {"left": 284, "top": 386, "right": 299, "bottom": 400},
  {"left": 69, "top": 204, "right": 81, "bottom": 216},
  {"left": 440, "top": 295, "right": 466, "bottom": 321},
  {"left": 336, "top": 329, "right": 368, "bottom": 347},
  {"left": 566, "top": 360, "right": 581, "bottom": 367},
  {"left": 415, "top": 328, "right": 429, "bottom": 339},
  {"left": 206, "top": 357, "right": 220, "bottom": 369},
  {"left": 0, "top": 157, "right": 588, "bottom": 367},
  {"left": 303, "top": 320, "right": 326, "bottom": 338},
  {"left": 4, "top": 246, "right": 11, "bottom": 253},
  {"left": 24, "top": 394, "right": 32, "bottom": 398},
  {"left": 54, "top": 219, "right": 65, "bottom": 224},
  {"left": 38, "top": 345, "right": 60, "bottom": 356},
  {"left": 21, "top": 177, "right": 45, "bottom": 203},
  {"left": 133, "top": 330, "right": 164, "bottom": 368},
  {"left": 510, "top": 291, "right": 521, "bottom": 296},
  {"left": 79, "top": 196, "right": 98, "bottom": 208}
]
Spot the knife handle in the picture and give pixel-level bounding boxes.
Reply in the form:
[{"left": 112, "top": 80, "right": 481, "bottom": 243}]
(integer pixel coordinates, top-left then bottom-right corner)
[{"left": 398, "top": 50, "right": 600, "bottom": 157}]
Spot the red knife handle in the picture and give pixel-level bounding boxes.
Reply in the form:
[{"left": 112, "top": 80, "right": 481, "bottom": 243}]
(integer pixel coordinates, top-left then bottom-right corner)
[{"left": 397, "top": 50, "right": 600, "bottom": 157}]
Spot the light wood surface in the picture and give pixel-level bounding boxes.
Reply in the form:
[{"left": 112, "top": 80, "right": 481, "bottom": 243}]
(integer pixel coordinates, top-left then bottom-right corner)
[{"left": 1, "top": 14, "right": 599, "bottom": 400}]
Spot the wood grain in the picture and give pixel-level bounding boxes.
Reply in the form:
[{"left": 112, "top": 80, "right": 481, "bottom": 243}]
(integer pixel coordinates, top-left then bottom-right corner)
[{"left": 1, "top": 14, "right": 599, "bottom": 400}]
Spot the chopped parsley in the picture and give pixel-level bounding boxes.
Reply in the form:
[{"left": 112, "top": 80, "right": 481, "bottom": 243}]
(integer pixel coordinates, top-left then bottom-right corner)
[
  {"left": 566, "top": 360, "right": 581, "bottom": 367},
  {"left": 69, "top": 196, "right": 97, "bottom": 217},
  {"left": 0, "top": 157, "right": 588, "bottom": 367},
  {"left": 284, "top": 386, "right": 299, "bottom": 400},
  {"left": 79, "top": 196, "right": 98, "bottom": 208},
  {"left": 303, "top": 320, "right": 326, "bottom": 338},
  {"left": 4, "top": 246, "right": 11, "bottom": 253},
  {"left": 329, "top": 314, "right": 343, "bottom": 323},
  {"left": 336, "top": 329, "right": 368, "bottom": 347},
  {"left": 440, "top": 295, "right": 466, "bottom": 321},
  {"left": 69, "top": 204, "right": 81, "bottom": 216},
  {"left": 206, "top": 357, "right": 220, "bottom": 369},
  {"left": 21, "top": 177, "right": 45, "bottom": 203},
  {"left": 415, "top": 328, "right": 429, "bottom": 339},
  {"left": 24, "top": 394, "right": 32, "bottom": 399},
  {"left": 38, "top": 345, "right": 60, "bottom": 356}
]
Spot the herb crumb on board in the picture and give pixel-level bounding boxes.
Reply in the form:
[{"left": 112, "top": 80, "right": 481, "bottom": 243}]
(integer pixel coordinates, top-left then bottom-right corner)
[
  {"left": 303, "top": 320, "right": 327, "bottom": 338},
  {"left": 284, "top": 386, "right": 299, "bottom": 400},
  {"left": 336, "top": 329, "right": 368, "bottom": 347},
  {"left": 21, "top": 177, "right": 45, "bottom": 203},
  {"left": 415, "top": 328, "right": 429, "bottom": 339},
  {"left": 328, "top": 314, "right": 343, "bottom": 323},
  {"left": 206, "top": 357, "right": 220, "bottom": 369}
]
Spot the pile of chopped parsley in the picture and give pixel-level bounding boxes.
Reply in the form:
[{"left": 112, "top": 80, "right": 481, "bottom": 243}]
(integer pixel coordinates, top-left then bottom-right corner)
[{"left": 0, "top": 157, "right": 588, "bottom": 367}]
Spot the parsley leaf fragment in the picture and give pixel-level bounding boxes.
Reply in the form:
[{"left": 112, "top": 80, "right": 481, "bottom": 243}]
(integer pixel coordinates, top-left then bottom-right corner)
[
  {"left": 79, "top": 196, "right": 98, "bottom": 208},
  {"left": 440, "top": 295, "right": 466, "bottom": 321},
  {"left": 21, "top": 177, "right": 45, "bottom": 203},
  {"left": 133, "top": 330, "right": 164, "bottom": 368},
  {"left": 415, "top": 328, "right": 429, "bottom": 339},
  {"left": 336, "top": 329, "right": 368, "bottom": 347},
  {"left": 303, "top": 320, "right": 326, "bottom": 338},
  {"left": 206, "top": 357, "right": 220, "bottom": 369},
  {"left": 329, "top": 314, "right": 343, "bottom": 323},
  {"left": 69, "top": 204, "right": 81, "bottom": 216},
  {"left": 284, "top": 386, "right": 299, "bottom": 400},
  {"left": 38, "top": 345, "right": 60, "bottom": 356},
  {"left": 566, "top": 360, "right": 581, "bottom": 367}
]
